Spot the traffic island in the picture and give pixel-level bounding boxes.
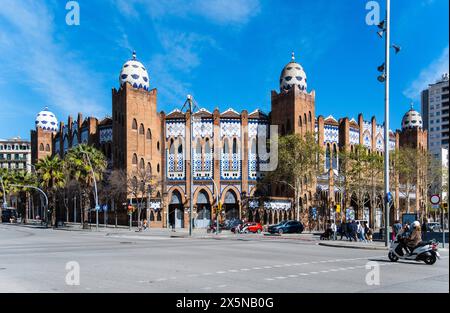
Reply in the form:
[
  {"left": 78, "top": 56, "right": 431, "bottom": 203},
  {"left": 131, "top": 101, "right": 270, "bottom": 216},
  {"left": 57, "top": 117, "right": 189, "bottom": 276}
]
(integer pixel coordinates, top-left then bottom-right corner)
[{"left": 318, "top": 241, "right": 389, "bottom": 250}]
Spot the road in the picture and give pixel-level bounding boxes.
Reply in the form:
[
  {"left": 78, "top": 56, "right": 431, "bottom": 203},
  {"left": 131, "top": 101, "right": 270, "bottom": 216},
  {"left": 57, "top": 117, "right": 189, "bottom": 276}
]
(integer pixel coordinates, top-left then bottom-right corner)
[{"left": 0, "top": 224, "right": 448, "bottom": 293}]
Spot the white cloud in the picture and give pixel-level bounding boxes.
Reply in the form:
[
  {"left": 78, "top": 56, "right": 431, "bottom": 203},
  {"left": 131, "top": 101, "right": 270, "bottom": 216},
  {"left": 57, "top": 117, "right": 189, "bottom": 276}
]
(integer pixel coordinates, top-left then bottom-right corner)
[
  {"left": 0, "top": 0, "right": 106, "bottom": 118},
  {"left": 113, "top": 0, "right": 261, "bottom": 26},
  {"left": 403, "top": 46, "right": 449, "bottom": 99}
]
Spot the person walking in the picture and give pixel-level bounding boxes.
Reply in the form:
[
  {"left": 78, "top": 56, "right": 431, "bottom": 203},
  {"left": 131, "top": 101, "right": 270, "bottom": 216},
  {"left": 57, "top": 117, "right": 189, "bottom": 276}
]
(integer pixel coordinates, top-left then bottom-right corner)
[
  {"left": 350, "top": 220, "right": 358, "bottom": 242},
  {"left": 331, "top": 220, "right": 337, "bottom": 240},
  {"left": 357, "top": 222, "right": 366, "bottom": 243},
  {"left": 340, "top": 221, "right": 348, "bottom": 240}
]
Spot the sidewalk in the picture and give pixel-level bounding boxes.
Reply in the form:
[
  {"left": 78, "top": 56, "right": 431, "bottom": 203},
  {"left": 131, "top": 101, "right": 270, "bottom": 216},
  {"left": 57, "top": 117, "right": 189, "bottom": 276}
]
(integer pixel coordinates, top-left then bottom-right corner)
[{"left": 318, "top": 240, "right": 389, "bottom": 250}]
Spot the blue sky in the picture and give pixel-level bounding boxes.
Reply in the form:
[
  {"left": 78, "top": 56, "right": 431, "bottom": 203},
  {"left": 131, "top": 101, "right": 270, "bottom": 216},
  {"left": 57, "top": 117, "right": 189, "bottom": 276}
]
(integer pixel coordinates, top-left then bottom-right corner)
[{"left": 0, "top": 0, "right": 448, "bottom": 140}]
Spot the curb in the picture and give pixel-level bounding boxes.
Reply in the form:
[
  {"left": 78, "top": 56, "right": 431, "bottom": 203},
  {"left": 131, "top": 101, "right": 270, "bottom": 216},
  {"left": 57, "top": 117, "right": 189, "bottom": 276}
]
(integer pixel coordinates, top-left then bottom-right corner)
[{"left": 318, "top": 242, "right": 388, "bottom": 251}]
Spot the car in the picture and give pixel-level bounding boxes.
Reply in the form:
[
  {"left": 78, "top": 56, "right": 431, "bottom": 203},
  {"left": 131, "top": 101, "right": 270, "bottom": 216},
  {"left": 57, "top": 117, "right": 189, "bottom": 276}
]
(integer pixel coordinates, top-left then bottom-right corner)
[
  {"left": 268, "top": 220, "right": 304, "bottom": 234},
  {"left": 1, "top": 208, "right": 18, "bottom": 223},
  {"left": 427, "top": 222, "right": 442, "bottom": 232},
  {"left": 242, "top": 222, "right": 263, "bottom": 234},
  {"left": 222, "top": 218, "right": 242, "bottom": 231}
]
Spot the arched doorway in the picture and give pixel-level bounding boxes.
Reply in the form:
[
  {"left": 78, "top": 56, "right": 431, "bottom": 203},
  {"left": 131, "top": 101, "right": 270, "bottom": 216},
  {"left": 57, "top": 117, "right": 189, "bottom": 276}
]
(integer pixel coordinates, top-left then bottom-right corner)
[
  {"left": 224, "top": 190, "right": 239, "bottom": 221},
  {"left": 195, "top": 191, "right": 211, "bottom": 228},
  {"left": 169, "top": 191, "right": 184, "bottom": 229}
]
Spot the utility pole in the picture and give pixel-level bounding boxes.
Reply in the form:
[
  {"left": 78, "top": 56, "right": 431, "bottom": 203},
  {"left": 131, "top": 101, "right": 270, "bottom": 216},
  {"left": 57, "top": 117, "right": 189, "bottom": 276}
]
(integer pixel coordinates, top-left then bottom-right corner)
[
  {"left": 383, "top": 0, "right": 391, "bottom": 248},
  {"left": 181, "top": 95, "right": 199, "bottom": 237}
]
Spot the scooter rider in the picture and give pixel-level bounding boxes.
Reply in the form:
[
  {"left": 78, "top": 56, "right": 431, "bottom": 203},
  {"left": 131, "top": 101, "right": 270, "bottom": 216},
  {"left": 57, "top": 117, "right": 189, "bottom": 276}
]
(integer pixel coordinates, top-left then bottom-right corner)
[{"left": 404, "top": 221, "right": 422, "bottom": 255}]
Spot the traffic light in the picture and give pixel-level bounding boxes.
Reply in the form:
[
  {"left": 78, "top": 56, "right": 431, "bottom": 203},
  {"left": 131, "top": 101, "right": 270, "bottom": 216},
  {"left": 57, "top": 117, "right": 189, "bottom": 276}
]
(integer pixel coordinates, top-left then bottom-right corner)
[{"left": 336, "top": 204, "right": 341, "bottom": 213}]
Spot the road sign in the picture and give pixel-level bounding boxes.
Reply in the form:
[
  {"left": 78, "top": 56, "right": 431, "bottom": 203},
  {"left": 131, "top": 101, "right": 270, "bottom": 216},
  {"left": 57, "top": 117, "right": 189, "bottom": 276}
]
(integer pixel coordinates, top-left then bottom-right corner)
[
  {"left": 431, "top": 204, "right": 440, "bottom": 211},
  {"left": 387, "top": 192, "right": 393, "bottom": 203},
  {"left": 95, "top": 205, "right": 101, "bottom": 211},
  {"left": 430, "top": 195, "right": 440, "bottom": 205}
]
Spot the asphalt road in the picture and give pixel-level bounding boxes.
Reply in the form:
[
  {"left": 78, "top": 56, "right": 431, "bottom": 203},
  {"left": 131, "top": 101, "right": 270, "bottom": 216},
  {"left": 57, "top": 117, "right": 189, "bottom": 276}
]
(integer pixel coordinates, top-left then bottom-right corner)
[{"left": 0, "top": 224, "right": 448, "bottom": 293}]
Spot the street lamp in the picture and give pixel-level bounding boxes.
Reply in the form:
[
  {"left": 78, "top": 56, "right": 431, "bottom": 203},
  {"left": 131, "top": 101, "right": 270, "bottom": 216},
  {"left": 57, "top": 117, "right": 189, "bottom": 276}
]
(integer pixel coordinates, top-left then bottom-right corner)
[
  {"left": 180, "top": 94, "right": 200, "bottom": 237},
  {"left": 79, "top": 146, "right": 99, "bottom": 231},
  {"left": 375, "top": 0, "right": 401, "bottom": 247}
]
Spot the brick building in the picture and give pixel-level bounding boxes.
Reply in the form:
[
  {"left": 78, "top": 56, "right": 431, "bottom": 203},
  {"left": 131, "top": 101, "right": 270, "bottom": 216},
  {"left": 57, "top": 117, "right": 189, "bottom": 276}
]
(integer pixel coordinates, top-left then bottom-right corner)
[{"left": 30, "top": 52, "right": 428, "bottom": 229}]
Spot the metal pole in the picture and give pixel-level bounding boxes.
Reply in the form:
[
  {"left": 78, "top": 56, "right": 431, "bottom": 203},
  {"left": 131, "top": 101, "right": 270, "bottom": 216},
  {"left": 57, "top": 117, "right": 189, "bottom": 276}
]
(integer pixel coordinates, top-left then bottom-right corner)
[
  {"left": 80, "top": 148, "right": 99, "bottom": 231},
  {"left": 74, "top": 196, "right": 77, "bottom": 223},
  {"left": 383, "top": 0, "right": 391, "bottom": 248},
  {"left": 188, "top": 97, "right": 194, "bottom": 237}
]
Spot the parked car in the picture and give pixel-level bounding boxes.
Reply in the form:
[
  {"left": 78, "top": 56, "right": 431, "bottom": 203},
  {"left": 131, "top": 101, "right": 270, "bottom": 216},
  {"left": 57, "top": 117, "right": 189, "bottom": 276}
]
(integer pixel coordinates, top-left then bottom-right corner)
[
  {"left": 222, "top": 218, "right": 242, "bottom": 231},
  {"left": 268, "top": 220, "right": 304, "bottom": 234},
  {"left": 242, "top": 222, "right": 263, "bottom": 234},
  {"left": 1, "top": 208, "right": 18, "bottom": 223},
  {"left": 427, "top": 222, "right": 443, "bottom": 232}
]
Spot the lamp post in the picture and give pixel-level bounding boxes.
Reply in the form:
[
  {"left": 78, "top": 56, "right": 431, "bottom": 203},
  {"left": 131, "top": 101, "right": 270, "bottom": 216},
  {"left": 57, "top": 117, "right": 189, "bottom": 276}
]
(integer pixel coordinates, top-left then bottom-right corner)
[
  {"left": 181, "top": 94, "right": 200, "bottom": 237},
  {"left": 375, "top": 0, "right": 401, "bottom": 247},
  {"left": 11, "top": 184, "right": 48, "bottom": 227},
  {"left": 79, "top": 147, "right": 99, "bottom": 231}
]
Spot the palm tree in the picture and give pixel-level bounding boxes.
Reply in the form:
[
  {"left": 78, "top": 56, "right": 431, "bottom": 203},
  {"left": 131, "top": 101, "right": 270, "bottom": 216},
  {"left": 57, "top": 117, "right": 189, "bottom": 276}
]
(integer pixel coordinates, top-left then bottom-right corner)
[
  {"left": 35, "top": 155, "right": 66, "bottom": 226},
  {"left": 64, "top": 144, "right": 107, "bottom": 228}
]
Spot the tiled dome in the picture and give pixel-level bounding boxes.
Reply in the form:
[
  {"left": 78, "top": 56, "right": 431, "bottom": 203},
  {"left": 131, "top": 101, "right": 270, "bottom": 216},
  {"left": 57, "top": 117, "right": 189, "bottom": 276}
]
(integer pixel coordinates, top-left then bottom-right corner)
[
  {"left": 402, "top": 105, "right": 423, "bottom": 130},
  {"left": 35, "top": 107, "right": 58, "bottom": 132},
  {"left": 280, "top": 52, "right": 307, "bottom": 93},
  {"left": 119, "top": 51, "right": 150, "bottom": 91}
]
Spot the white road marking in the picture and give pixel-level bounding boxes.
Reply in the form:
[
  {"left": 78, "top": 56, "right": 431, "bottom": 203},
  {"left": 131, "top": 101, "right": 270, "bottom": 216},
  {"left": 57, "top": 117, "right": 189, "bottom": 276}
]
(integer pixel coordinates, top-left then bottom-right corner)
[{"left": 216, "top": 271, "right": 226, "bottom": 274}]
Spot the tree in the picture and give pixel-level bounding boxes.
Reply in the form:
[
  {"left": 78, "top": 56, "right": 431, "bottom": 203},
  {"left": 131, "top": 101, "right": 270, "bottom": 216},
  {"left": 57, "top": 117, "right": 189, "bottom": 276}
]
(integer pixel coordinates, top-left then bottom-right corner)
[
  {"left": 127, "top": 167, "right": 159, "bottom": 229},
  {"left": 265, "top": 132, "right": 323, "bottom": 221},
  {"left": 64, "top": 144, "right": 107, "bottom": 228},
  {"left": 99, "top": 169, "right": 128, "bottom": 227},
  {"left": 35, "top": 155, "right": 66, "bottom": 226},
  {"left": 395, "top": 147, "right": 418, "bottom": 214}
]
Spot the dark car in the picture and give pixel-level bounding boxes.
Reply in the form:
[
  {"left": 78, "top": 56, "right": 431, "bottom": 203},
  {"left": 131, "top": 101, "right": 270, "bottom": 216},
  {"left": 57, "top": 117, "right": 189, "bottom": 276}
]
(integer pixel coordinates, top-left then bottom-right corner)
[
  {"left": 268, "top": 220, "right": 303, "bottom": 234},
  {"left": 1, "top": 208, "right": 18, "bottom": 223},
  {"left": 222, "top": 218, "right": 242, "bottom": 231}
]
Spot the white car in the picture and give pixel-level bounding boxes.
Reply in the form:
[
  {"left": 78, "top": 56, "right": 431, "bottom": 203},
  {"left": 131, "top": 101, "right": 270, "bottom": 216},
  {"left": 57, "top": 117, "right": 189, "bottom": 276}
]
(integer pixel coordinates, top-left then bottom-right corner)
[{"left": 427, "top": 222, "right": 442, "bottom": 232}]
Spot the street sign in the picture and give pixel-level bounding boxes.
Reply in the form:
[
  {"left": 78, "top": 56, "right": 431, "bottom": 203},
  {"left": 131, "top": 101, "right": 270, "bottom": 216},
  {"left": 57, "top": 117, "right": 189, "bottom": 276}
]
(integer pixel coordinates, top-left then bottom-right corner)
[
  {"left": 430, "top": 195, "right": 441, "bottom": 205},
  {"left": 95, "top": 205, "right": 101, "bottom": 211},
  {"left": 387, "top": 192, "right": 393, "bottom": 203},
  {"left": 431, "top": 204, "right": 440, "bottom": 211}
]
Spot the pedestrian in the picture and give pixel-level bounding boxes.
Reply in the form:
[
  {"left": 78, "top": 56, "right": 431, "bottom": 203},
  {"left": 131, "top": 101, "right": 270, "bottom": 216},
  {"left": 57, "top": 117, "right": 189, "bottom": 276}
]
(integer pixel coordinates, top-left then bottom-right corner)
[
  {"left": 357, "top": 222, "right": 366, "bottom": 242},
  {"left": 393, "top": 220, "right": 402, "bottom": 241},
  {"left": 349, "top": 220, "right": 357, "bottom": 242},
  {"left": 143, "top": 219, "right": 148, "bottom": 230},
  {"left": 340, "top": 221, "right": 349, "bottom": 240},
  {"left": 331, "top": 220, "right": 337, "bottom": 240}
]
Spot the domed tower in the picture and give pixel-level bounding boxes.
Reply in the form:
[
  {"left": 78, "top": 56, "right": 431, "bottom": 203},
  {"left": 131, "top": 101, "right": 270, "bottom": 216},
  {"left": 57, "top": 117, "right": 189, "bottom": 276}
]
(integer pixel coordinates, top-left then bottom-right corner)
[
  {"left": 112, "top": 50, "right": 162, "bottom": 186},
  {"left": 271, "top": 52, "right": 316, "bottom": 137},
  {"left": 31, "top": 107, "right": 59, "bottom": 163},
  {"left": 399, "top": 104, "right": 427, "bottom": 149},
  {"left": 398, "top": 103, "right": 428, "bottom": 215}
]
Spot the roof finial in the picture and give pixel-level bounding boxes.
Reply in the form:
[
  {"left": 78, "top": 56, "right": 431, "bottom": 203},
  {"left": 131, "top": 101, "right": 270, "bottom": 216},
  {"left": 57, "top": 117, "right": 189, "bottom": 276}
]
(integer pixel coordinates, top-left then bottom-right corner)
[
  {"left": 132, "top": 50, "right": 137, "bottom": 60},
  {"left": 410, "top": 102, "right": 414, "bottom": 110},
  {"left": 291, "top": 51, "right": 295, "bottom": 62}
]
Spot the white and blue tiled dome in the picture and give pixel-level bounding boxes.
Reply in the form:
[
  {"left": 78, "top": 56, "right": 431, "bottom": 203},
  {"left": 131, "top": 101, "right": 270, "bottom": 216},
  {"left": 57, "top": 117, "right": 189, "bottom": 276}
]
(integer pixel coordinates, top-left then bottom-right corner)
[
  {"left": 402, "top": 105, "right": 423, "bottom": 130},
  {"left": 280, "top": 52, "right": 307, "bottom": 93},
  {"left": 119, "top": 51, "right": 150, "bottom": 91},
  {"left": 35, "top": 107, "right": 58, "bottom": 132}
]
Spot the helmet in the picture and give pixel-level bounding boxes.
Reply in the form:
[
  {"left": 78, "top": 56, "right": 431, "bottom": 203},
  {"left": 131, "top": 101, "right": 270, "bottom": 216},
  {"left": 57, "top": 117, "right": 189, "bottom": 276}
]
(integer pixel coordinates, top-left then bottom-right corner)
[{"left": 412, "top": 221, "right": 420, "bottom": 228}]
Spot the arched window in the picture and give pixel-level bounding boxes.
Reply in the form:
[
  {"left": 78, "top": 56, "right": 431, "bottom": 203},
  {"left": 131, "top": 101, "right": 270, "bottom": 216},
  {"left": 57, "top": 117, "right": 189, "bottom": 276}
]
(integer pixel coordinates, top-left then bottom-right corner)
[
  {"left": 140, "top": 158, "right": 145, "bottom": 169},
  {"left": 139, "top": 124, "right": 145, "bottom": 135},
  {"left": 150, "top": 211, "right": 155, "bottom": 221},
  {"left": 177, "top": 142, "right": 183, "bottom": 154},
  {"left": 39, "top": 143, "right": 44, "bottom": 151},
  {"left": 146, "top": 129, "right": 152, "bottom": 140},
  {"left": 157, "top": 164, "right": 160, "bottom": 173},
  {"left": 132, "top": 119, "right": 138, "bottom": 130},
  {"left": 325, "top": 144, "right": 331, "bottom": 171},
  {"left": 299, "top": 116, "right": 302, "bottom": 127},
  {"left": 205, "top": 138, "right": 211, "bottom": 154},
  {"left": 223, "top": 138, "right": 229, "bottom": 154},
  {"left": 304, "top": 114, "right": 307, "bottom": 126},
  {"left": 132, "top": 153, "right": 138, "bottom": 165},
  {"left": 157, "top": 141, "right": 160, "bottom": 151},
  {"left": 196, "top": 138, "right": 202, "bottom": 154},
  {"left": 251, "top": 138, "right": 257, "bottom": 154},
  {"left": 232, "top": 138, "right": 238, "bottom": 154},
  {"left": 308, "top": 111, "right": 312, "bottom": 123},
  {"left": 45, "top": 144, "right": 51, "bottom": 152},
  {"left": 147, "top": 162, "right": 152, "bottom": 174},
  {"left": 332, "top": 145, "right": 338, "bottom": 170},
  {"left": 169, "top": 139, "right": 175, "bottom": 154}
]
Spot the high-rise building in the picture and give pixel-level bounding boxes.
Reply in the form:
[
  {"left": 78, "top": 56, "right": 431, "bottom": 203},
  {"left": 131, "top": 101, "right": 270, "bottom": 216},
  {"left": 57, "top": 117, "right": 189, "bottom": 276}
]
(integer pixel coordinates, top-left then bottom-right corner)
[
  {"left": 0, "top": 137, "right": 32, "bottom": 172},
  {"left": 421, "top": 73, "right": 449, "bottom": 156}
]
